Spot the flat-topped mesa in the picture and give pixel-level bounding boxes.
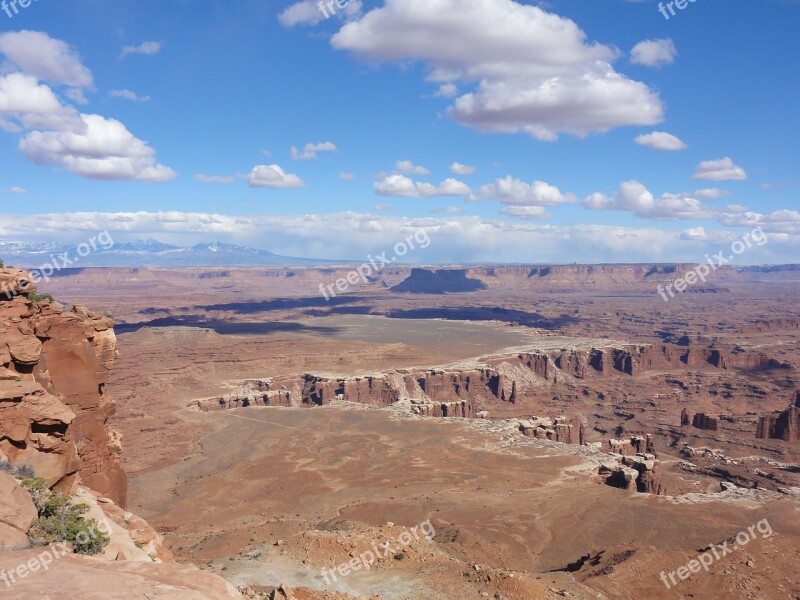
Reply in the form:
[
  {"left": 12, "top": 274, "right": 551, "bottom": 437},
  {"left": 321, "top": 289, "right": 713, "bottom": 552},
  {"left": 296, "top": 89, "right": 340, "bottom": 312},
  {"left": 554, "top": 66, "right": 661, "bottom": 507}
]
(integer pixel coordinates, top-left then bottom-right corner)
[
  {"left": 0, "top": 270, "right": 127, "bottom": 505},
  {"left": 188, "top": 341, "right": 787, "bottom": 417},
  {"left": 756, "top": 391, "right": 800, "bottom": 442}
]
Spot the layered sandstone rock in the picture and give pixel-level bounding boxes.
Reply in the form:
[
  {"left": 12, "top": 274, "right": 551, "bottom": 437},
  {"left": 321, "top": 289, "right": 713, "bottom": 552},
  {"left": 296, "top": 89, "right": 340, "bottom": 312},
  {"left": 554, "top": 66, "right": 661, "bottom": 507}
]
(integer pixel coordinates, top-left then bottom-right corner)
[
  {"left": 0, "top": 269, "right": 126, "bottom": 505},
  {"left": 756, "top": 391, "right": 800, "bottom": 442},
  {"left": 0, "top": 550, "right": 243, "bottom": 599},
  {"left": 0, "top": 472, "right": 37, "bottom": 550},
  {"left": 692, "top": 413, "right": 719, "bottom": 431}
]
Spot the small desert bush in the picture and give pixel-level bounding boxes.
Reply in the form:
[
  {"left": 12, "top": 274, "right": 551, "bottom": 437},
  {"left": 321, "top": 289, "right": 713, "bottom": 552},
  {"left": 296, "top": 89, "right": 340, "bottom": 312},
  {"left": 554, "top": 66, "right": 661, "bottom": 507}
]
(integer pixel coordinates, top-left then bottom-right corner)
[{"left": 21, "top": 478, "right": 109, "bottom": 555}]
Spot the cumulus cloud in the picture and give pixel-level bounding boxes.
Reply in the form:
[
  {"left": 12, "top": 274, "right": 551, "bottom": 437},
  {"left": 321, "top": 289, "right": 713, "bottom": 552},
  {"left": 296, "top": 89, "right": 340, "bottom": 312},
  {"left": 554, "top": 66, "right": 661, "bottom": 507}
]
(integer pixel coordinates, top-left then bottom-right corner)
[
  {"left": 693, "top": 157, "right": 747, "bottom": 181},
  {"left": 473, "top": 177, "right": 574, "bottom": 207},
  {"left": 0, "top": 32, "right": 174, "bottom": 182},
  {"left": 0, "top": 73, "right": 84, "bottom": 132},
  {"left": 450, "top": 162, "right": 477, "bottom": 175},
  {"left": 634, "top": 131, "right": 687, "bottom": 151},
  {"left": 630, "top": 38, "right": 677, "bottom": 67},
  {"left": 248, "top": 164, "right": 305, "bottom": 188},
  {"left": 0, "top": 186, "right": 26, "bottom": 194},
  {"left": 0, "top": 31, "right": 93, "bottom": 88},
  {"left": 331, "top": 0, "right": 663, "bottom": 140},
  {"left": 291, "top": 141, "right": 337, "bottom": 160},
  {"left": 583, "top": 181, "right": 717, "bottom": 220},
  {"left": 375, "top": 174, "right": 470, "bottom": 197},
  {"left": 395, "top": 160, "right": 430, "bottom": 176},
  {"left": 19, "top": 113, "right": 176, "bottom": 182},
  {"left": 120, "top": 41, "right": 161, "bottom": 58}
]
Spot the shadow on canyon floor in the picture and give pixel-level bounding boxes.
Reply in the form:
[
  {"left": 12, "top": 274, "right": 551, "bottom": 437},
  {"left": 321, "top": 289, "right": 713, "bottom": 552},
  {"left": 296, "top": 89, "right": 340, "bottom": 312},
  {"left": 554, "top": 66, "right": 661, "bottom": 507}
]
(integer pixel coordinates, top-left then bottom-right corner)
[{"left": 115, "top": 316, "right": 344, "bottom": 336}]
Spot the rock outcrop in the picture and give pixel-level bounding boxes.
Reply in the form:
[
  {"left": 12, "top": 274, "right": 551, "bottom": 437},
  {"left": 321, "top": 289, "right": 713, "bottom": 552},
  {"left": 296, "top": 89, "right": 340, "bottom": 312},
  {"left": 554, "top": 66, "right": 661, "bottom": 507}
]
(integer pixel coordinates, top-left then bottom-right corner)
[
  {"left": 692, "top": 413, "right": 719, "bottom": 431},
  {"left": 0, "top": 268, "right": 125, "bottom": 504},
  {"left": 0, "top": 268, "right": 243, "bottom": 599},
  {"left": 189, "top": 342, "right": 786, "bottom": 416},
  {"left": 756, "top": 391, "right": 800, "bottom": 442}
]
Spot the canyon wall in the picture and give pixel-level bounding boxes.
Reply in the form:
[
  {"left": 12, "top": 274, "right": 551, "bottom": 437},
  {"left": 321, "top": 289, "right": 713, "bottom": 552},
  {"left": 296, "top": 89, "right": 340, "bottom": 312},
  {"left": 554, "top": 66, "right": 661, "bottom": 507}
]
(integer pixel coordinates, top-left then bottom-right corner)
[
  {"left": 0, "top": 268, "right": 127, "bottom": 505},
  {"left": 191, "top": 342, "right": 784, "bottom": 416}
]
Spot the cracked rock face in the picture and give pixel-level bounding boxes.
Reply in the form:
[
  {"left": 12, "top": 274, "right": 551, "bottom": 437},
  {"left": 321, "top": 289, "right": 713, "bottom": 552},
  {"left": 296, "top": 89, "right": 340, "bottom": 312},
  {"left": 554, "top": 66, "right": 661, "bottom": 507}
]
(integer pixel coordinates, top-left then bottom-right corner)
[{"left": 0, "top": 269, "right": 127, "bottom": 505}]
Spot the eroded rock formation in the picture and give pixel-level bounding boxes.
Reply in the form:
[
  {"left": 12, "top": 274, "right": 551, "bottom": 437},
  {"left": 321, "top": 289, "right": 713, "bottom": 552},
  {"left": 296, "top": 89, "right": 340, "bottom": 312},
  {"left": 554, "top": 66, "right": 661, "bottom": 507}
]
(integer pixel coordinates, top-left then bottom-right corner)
[
  {"left": 189, "top": 342, "right": 785, "bottom": 417},
  {"left": 756, "top": 391, "right": 800, "bottom": 442},
  {"left": 692, "top": 413, "right": 719, "bottom": 431},
  {"left": 0, "top": 268, "right": 126, "bottom": 504}
]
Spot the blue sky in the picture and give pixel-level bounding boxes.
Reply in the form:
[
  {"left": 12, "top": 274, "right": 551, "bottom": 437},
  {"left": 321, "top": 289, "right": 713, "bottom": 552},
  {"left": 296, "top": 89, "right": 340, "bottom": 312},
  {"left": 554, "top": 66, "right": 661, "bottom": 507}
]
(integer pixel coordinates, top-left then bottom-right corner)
[{"left": 0, "top": 0, "right": 798, "bottom": 263}]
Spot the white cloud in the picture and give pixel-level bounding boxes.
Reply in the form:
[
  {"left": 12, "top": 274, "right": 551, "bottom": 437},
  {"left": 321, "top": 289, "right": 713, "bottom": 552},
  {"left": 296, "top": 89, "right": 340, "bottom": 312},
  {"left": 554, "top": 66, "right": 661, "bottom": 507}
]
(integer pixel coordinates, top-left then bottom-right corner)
[
  {"left": 248, "top": 164, "right": 305, "bottom": 188},
  {"left": 279, "top": 0, "right": 362, "bottom": 27},
  {"left": 120, "top": 41, "right": 161, "bottom": 58},
  {"left": 501, "top": 206, "right": 550, "bottom": 219},
  {"left": 2, "top": 211, "right": 793, "bottom": 263},
  {"left": 375, "top": 174, "right": 470, "bottom": 197},
  {"left": 110, "top": 89, "right": 151, "bottom": 102},
  {"left": 719, "top": 209, "right": 800, "bottom": 234},
  {"left": 0, "top": 33, "right": 174, "bottom": 182},
  {"left": 693, "top": 188, "right": 730, "bottom": 200},
  {"left": 450, "top": 162, "right": 476, "bottom": 175},
  {"left": 339, "top": 172, "right": 356, "bottom": 180},
  {"left": 0, "top": 31, "right": 93, "bottom": 88},
  {"left": 332, "top": 0, "right": 663, "bottom": 140},
  {"left": 693, "top": 157, "right": 747, "bottom": 181},
  {"left": 0, "top": 73, "right": 84, "bottom": 132},
  {"left": 634, "top": 131, "right": 687, "bottom": 151},
  {"left": 395, "top": 160, "right": 430, "bottom": 175},
  {"left": 0, "top": 186, "right": 26, "bottom": 194},
  {"left": 474, "top": 177, "right": 574, "bottom": 207},
  {"left": 19, "top": 113, "right": 176, "bottom": 182},
  {"left": 194, "top": 174, "right": 233, "bottom": 184},
  {"left": 434, "top": 83, "right": 458, "bottom": 98},
  {"left": 291, "top": 141, "right": 337, "bottom": 160},
  {"left": 583, "top": 181, "right": 718, "bottom": 220},
  {"left": 630, "top": 38, "right": 677, "bottom": 68}
]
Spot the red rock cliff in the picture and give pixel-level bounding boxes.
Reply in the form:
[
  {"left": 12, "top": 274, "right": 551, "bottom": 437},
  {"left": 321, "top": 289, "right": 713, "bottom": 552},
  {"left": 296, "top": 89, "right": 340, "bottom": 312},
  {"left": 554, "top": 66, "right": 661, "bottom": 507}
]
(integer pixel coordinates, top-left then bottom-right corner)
[{"left": 0, "top": 268, "right": 127, "bottom": 506}]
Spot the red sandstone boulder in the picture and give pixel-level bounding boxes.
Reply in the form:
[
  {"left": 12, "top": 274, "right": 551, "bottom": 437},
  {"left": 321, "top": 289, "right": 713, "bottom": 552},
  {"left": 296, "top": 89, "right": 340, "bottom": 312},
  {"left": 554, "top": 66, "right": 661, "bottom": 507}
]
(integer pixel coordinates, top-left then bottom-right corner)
[{"left": 0, "top": 472, "right": 37, "bottom": 550}]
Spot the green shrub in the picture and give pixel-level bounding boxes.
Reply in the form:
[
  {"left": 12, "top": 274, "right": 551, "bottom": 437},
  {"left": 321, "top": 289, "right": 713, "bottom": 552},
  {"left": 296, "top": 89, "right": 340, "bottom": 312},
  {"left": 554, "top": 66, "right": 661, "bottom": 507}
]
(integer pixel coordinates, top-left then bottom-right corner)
[
  {"left": 21, "top": 478, "right": 109, "bottom": 555},
  {"left": 27, "top": 293, "right": 54, "bottom": 304}
]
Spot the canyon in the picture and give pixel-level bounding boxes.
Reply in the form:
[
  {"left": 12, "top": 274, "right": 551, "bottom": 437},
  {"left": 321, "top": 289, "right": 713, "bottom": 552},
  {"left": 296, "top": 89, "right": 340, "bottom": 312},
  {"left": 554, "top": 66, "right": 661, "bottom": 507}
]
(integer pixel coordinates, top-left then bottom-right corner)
[{"left": 2, "top": 263, "right": 800, "bottom": 599}]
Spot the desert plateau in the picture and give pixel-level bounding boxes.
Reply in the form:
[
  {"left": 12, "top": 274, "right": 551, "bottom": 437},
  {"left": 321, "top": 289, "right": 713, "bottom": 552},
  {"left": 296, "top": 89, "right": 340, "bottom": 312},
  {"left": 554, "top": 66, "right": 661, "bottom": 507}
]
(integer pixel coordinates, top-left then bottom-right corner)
[{"left": 2, "top": 1, "right": 799, "bottom": 598}]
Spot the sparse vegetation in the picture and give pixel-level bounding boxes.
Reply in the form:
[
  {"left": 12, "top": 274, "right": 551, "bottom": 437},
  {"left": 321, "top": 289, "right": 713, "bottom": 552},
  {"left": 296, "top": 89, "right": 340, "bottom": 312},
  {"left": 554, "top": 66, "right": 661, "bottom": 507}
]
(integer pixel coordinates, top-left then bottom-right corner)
[
  {"left": 21, "top": 478, "right": 110, "bottom": 555},
  {"left": 27, "top": 292, "right": 54, "bottom": 304}
]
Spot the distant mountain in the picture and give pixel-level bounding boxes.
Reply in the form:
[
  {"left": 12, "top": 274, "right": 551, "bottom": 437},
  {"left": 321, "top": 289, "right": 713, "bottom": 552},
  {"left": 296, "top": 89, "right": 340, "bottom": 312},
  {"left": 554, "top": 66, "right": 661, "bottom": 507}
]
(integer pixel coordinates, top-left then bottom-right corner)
[
  {"left": 391, "top": 268, "right": 488, "bottom": 293},
  {"left": 0, "top": 239, "right": 336, "bottom": 268}
]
